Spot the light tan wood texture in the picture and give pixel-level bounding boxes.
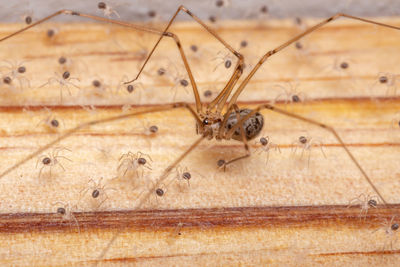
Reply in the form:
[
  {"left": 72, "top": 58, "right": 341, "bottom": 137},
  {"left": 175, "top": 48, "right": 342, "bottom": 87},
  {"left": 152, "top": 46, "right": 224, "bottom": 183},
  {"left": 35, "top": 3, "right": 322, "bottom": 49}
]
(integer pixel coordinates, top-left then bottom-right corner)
[{"left": 0, "top": 14, "right": 399, "bottom": 266}]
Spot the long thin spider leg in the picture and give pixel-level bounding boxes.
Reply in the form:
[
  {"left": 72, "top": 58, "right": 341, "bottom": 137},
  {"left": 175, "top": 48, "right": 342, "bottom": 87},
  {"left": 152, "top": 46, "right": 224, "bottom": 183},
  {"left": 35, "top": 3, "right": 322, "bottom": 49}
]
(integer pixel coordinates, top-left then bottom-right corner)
[
  {"left": 227, "top": 14, "right": 400, "bottom": 112},
  {"left": 77, "top": 187, "right": 91, "bottom": 208},
  {"left": 300, "top": 146, "right": 306, "bottom": 159},
  {"left": 212, "top": 66, "right": 243, "bottom": 114},
  {"left": 223, "top": 104, "right": 251, "bottom": 168},
  {"left": 0, "top": 10, "right": 203, "bottom": 115},
  {"left": 218, "top": 104, "right": 235, "bottom": 138},
  {"left": 143, "top": 165, "right": 152, "bottom": 171},
  {"left": 226, "top": 103, "right": 388, "bottom": 205},
  {"left": 96, "top": 195, "right": 108, "bottom": 210},
  {"left": 117, "top": 161, "right": 128, "bottom": 177},
  {"left": 35, "top": 156, "right": 44, "bottom": 168},
  {"left": 38, "top": 165, "right": 45, "bottom": 179},
  {"left": 38, "top": 77, "right": 56, "bottom": 89},
  {"left": 0, "top": 103, "right": 201, "bottom": 180},
  {"left": 347, "top": 193, "right": 364, "bottom": 207},
  {"left": 55, "top": 155, "right": 72, "bottom": 162},
  {"left": 68, "top": 81, "right": 80, "bottom": 90},
  {"left": 290, "top": 141, "right": 298, "bottom": 155},
  {"left": 78, "top": 186, "right": 90, "bottom": 198},
  {"left": 266, "top": 149, "right": 270, "bottom": 167},
  {"left": 57, "top": 162, "right": 66, "bottom": 172},
  {"left": 70, "top": 213, "right": 80, "bottom": 233},
  {"left": 319, "top": 143, "right": 327, "bottom": 158},
  {"left": 16, "top": 78, "right": 24, "bottom": 91},
  {"left": 88, "top": 178, "right": 96, "bottom": 187}
]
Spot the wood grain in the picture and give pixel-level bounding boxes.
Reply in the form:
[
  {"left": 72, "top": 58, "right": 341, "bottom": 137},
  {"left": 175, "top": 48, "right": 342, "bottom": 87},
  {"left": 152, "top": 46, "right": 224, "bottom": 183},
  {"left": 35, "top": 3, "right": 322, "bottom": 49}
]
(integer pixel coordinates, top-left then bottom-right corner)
[{"left": 0, "top": 15, "right": 399, "bottom": 266}]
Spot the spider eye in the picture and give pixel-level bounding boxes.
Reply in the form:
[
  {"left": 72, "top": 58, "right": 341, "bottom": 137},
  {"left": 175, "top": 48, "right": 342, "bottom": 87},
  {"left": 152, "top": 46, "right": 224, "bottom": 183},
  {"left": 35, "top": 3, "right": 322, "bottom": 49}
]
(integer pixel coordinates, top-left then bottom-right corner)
[{"left": 203, "top": 118, "right": 209, "bottom": 125}]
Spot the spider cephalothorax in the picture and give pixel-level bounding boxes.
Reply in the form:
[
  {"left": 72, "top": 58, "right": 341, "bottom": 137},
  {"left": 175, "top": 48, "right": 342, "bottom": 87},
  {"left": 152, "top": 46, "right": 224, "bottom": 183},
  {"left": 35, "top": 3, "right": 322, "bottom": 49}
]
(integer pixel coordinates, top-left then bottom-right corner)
[{"left": 197, "top": 112, "right": 223, "bottom": 140}]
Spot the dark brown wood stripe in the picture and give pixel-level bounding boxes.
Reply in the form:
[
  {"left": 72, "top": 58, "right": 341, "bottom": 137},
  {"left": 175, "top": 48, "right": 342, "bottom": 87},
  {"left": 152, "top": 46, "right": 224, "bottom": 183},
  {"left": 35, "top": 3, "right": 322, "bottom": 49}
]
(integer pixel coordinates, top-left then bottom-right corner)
[{"left": 0, "top": 204, "right": 399, "bottom": 233}]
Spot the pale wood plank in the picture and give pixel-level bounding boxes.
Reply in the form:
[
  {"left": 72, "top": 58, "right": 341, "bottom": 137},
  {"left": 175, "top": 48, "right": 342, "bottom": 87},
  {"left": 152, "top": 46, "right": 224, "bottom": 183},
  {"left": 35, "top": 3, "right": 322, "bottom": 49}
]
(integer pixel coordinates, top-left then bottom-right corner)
[{"left": 0, "top": 16, "right": 399, "bottom": 266}]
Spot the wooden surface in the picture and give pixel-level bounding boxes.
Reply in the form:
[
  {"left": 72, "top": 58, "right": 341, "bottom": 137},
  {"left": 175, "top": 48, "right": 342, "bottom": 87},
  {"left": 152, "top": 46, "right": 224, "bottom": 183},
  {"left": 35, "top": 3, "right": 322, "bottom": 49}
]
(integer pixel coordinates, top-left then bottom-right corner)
[{"left": 0, "top": 15, "right": 399, "bottom": 266}]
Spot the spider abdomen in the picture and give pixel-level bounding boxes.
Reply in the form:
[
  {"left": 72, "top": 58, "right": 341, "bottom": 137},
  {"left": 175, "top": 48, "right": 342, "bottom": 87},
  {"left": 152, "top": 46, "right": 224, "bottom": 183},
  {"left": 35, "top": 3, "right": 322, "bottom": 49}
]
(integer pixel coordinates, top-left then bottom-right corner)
[{"left": 225, "top": 109, "right": 264, "bottom": 141}]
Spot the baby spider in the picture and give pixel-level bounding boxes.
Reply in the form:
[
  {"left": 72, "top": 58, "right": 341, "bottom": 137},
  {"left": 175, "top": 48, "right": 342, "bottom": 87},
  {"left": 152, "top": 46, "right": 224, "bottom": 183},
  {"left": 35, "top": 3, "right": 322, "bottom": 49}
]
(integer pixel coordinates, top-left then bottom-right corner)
[
  {"left": 97, "top": 1, "right": 120, "bottom": 18},
  {"left": 146, "top": 9, "right": 165, "bottom": 24},
  {"left": 86, "top": 78, "right": 111, "bottom": 99},
  {"left": 79, "top": 177, "right": 116, "bottom": 209},
  {"left": 0, "top": 73, "right": 17, "bottom": 92},
  {"left": 21, "top": 11, "right": 34, "bottom": 25},
  {"left": 36, "top": 108, "right": 64, "bottom": 132},
  {"left": 273, "top": 82, "right": 307, "bottom": 106},
  {"left": 214, "top": 0, "right": 231, "bottom": 8},
  {"left": 254, "top": 136, "right": 281, "bottom": 166},
  {"left": 142, "top": 180, "right": 172, "bottom": 208},
  {"left": 39, "top": 71, "right": 80, "bottom": 102},
  {"left": 243, "top": 4, "right": 269, "bottom": 21},
  {"left": 176, "top": 166, "right": 192, "bottom": 187},
  {"left": 370, "top": 72, "right": 400, "bottom": 97},
  {"left": 212, "top": 50, "right": 235, "bottom": 71},
  {"left": 293, "top": 16, "right": 308, "bottom": 32},
  {"left": 116, "top": 75, "right": 146, "bottom": 102},
  {"left": 200, "top": 78, "right": 221, "bottom": 101},
  {"left": 258, "top": 5, "right": 269, "bottom": 18},
  {"left": 155, "top": 187, "right": 165, "bottom": 197},
  {"left": 162, "top": 62, "right": 191, "bottom": 101},
  {"left": 46, "top": 27, "right": 59, "bottom": 39},
  {"left": 373, "top": 216, "right": 400, "bottom": 250},
  {"left": 117, "top": 151, "right": 152, "bottom": 180},
  {"left": 57, "top": 56, "right": 68, "bottom": 66},
  {"left": 292, "top": 134, "right": 326, "bottom": 168},
  {"left": 36, "top": 147, "right": 71, "bottom": 179},
  {"left": 202, "top": 89, "right": 214, "bottom": 99},
  {"left": 187, "top": 43, "right": 211, "bottom": 64},
  {"left": 202, "top": 87, "right": 221, "bottom": 101},
  {"left": 292, "top": 40, "right": 318, "bottom": 65},
  {"left": 138, "top": 177, "right": 171, "bottom": 208},
  {"left": 347, "top": 193, "right": 379, "bottom": 219},
  {"left": 152, "top": 180, "right": 174, "bottom": 201},
  {"left": 0, "top": 60, "right": 30, "bottom": 90},
  {"left": 170, "top": 165, "right": 204, "bottom": 191},
  {"left": 321, "top": 57, "right": 356, "bottom": 80},
  {"left": 52, "top": 201, "right": 80, "bottom": 233},
  {"left": 131, "top": 119, "right": 159, "bottom": 137}
]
